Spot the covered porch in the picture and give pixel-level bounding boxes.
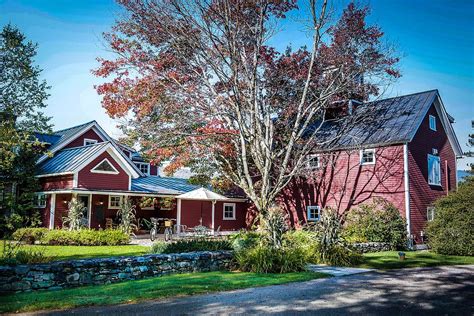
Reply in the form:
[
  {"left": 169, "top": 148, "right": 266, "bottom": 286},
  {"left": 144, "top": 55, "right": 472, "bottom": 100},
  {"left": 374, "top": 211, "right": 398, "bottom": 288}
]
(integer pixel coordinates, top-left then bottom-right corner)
[{"left": 41, "top": 188, "right": 249, "bottom": 233}]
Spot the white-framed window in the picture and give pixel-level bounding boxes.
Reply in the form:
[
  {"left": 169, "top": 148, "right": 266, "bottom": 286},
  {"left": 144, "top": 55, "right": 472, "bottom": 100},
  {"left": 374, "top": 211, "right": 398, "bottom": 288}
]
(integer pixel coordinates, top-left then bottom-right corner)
[
  {"left": 360, "top": 149, "right": 376, "bottom": 165},
  {"left": 84, "top": 138, "right": 98, "bottom": 146},
  {"left": 427, "top": 154, "right": 441, "bottom": 186},
  {"left": 135, "top": 162, "right": 150, "bottom": 175},
  {"left": 427, "top": 206, "right": 435, "bottom": 222},
  {"left": 108, "top": 195, "right": 122, "bottom": 209},
  {"left": 34, "top": 193, "right": 47, "bottom": 208},
  {"left": 429, "top": 115, "right": 437, "bottom": 131},
  {"left": 91, "top": 158, "right": 119, "bottom": 175},
  {"left": 307, "top": 205, "right": 320, "bottom": 221},
  {"left": 223, "top": 203, "right": 236, "bottom": 220},
  {"left": 306, "top": 154, "right": 320, "bottom": 169}
]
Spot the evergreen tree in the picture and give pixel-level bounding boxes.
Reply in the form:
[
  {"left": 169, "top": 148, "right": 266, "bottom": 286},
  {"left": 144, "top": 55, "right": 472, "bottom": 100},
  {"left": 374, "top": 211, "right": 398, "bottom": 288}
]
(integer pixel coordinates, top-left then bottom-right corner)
[{"left": 0, "top": 24, "right": 51, "bottom": 235}]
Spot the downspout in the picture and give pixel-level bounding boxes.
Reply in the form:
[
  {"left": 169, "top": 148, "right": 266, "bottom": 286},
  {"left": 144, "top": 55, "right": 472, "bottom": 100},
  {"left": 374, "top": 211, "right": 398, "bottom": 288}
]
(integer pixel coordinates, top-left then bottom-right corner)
[
  {"left": 176, "top": 198, "right": 181, "bottom": 234},
  {"left": 403, "top": 144, "right": 411, "bottom": 237},
  {"left": 445, "top": 160, "right": 449, "bottom": 196}
]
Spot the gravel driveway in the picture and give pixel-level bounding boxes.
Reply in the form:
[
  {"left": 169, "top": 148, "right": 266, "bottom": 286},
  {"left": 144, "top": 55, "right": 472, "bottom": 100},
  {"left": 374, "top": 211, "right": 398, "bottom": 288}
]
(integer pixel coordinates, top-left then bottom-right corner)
[{"left": 23, "top": 265, "right": 474, "bottom": 316}]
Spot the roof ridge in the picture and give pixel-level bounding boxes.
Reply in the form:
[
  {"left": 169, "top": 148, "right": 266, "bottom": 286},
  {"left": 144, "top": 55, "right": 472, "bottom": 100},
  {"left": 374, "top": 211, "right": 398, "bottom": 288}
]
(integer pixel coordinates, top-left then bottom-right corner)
[
  {"left": 366, "top": 89, "right": 438, "bottom": 104},
  {"left": 53, "top": 120, "right": 96, "bottom": 134},
  {"left": 54, "top": 141, "right": 110, "bottom": 153}
]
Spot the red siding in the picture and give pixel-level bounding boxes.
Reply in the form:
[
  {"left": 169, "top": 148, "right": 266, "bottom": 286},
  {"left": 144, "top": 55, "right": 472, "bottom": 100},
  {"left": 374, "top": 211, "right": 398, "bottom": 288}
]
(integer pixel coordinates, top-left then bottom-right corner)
[
  {"left": 408, "top": 104, "right": 457, "bottom": 241},
  {"left": 40, "top": 175, "right": 74, "bottom": 191},
  {"left": 77, "top": 151, "right": 130, "bottom": 190},
  {"left": 180, "top": 200, "right": 248, "bottom": 231},
  {"left": 53, "top": 194, "right": 72, "bottom": 228},
  {"left": 278, "top": 145, "right": 406, "bottom": 227},
  {"left": 63, "top": 129, "right": 104, "bottom": 149}
]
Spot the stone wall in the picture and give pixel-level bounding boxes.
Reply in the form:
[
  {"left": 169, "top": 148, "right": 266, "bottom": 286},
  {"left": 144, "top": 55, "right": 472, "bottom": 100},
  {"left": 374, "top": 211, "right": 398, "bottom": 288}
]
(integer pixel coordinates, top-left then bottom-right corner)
[
  {"left": 0, "top": 251, "right": 233, "bottom": 294},
  {"left": 351, "top": 242, "right": 392, "bottom": 253}
]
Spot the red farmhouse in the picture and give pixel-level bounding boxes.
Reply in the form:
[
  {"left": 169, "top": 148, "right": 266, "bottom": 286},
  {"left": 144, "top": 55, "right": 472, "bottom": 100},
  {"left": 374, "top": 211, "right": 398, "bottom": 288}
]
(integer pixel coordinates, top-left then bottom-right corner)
[{"left": 33, "top": 90, "right": 463, "bottom": 242}]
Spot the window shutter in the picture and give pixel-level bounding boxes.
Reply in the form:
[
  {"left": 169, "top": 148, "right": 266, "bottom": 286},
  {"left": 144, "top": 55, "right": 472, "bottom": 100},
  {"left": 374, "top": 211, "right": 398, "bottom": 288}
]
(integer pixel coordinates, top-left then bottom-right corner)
[{"left": 428, "top": 155, "right": 434, "bottom": 184}]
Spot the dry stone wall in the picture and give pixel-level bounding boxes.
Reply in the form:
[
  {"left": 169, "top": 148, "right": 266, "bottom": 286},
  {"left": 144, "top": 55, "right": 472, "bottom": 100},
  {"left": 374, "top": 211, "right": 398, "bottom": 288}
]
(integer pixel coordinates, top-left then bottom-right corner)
[{"left": 0, "top": 251, "right": 233, "bottom": 294}]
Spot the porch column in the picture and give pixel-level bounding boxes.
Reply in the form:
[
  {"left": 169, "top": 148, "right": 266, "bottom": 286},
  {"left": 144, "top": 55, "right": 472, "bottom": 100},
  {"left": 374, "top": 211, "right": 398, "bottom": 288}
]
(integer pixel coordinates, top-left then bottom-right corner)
[
  {"left": 211, "top": 200, "right": 216, "bottom": 232},
  {"left": 176, "top": 198, "right": 182, "bottom": 233},
  {"left": 49, "top": 193, "right": 56, "bottom": 229},
  {"left": 88, "top": 193, "right": 92, "bottom": 228}
]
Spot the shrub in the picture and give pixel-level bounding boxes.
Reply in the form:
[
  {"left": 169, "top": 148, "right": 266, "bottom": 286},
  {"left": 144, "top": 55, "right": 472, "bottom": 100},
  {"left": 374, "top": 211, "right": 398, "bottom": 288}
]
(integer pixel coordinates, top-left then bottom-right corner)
[
  {"left": 344, "top": 199, "right": 406, "bottom": 250},
  {"left": 234, "top": 244, "right": 306, "bottom": 273},
  {"left": 229, "top": 230, "right": 262, "bottom": 252},
  {"left": 12, "top": 228, "right": 49, "bottom": 244},
  {"left": 40, "top": 229, "right": 130, "bottom": 246},
  {"left": 150, "top": 238, "right": 233, "bottom": 254},
  {"left": 426, "top": 177, "right": 474, "bottom": 256},
  {"left": 283, "top": 229, "right": 320, "bottom": 263},
  {"left": 313, "top": 208, "right": 362, "bottom": 266}
]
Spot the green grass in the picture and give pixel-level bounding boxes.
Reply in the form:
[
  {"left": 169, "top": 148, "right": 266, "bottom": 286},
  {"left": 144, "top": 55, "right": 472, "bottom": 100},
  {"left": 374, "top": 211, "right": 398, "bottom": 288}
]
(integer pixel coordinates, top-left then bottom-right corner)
[
  {"left": 2, "top": 244, "right": 149, "bottom": 262},
  {"left": 0, "top": 271, "right": 328, "bottom": 313},
  {"left": 359, "top": 250, "right": 474, "bottom": 269}
]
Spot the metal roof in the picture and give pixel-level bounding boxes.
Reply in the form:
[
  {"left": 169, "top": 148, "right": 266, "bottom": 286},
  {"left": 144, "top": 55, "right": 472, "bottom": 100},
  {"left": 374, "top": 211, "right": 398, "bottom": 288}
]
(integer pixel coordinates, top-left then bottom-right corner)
[
  {"left": 37, "top": 142, "right": 109, "bottom": 175},
  {"left": 318, "top": 90, "right": 439, "bottom": 150},
  {"left": 131, "top": 176, "right": 199, "bottom": 194},
  {"left": 33, "top": 132, "right": 62, "bottom": 145}
]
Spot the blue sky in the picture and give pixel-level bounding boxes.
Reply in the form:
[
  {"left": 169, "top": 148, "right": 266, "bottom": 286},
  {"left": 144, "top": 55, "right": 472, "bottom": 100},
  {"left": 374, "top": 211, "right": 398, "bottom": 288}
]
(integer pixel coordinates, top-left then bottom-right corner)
[{"left": 1, "top": 0, "right": 473, "bottom": 169}]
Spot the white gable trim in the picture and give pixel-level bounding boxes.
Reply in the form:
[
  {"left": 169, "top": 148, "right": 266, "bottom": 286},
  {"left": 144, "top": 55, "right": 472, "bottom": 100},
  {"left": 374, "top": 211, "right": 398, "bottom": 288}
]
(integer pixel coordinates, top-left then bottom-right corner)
[
  {"left": 433, "top": 96, "right": 463, "bottom": 157},
  {"left": 408, "top": 92, "right": 463, "bottom": 157},
  {"left": 90, "top": 158, "right": 119, "bottom": 175},
  {"left": 37, "top": 121, "right": 145, "bottom": 177},
  {"left": 73, "top": 143, "right": 140, "bottom": 179}
]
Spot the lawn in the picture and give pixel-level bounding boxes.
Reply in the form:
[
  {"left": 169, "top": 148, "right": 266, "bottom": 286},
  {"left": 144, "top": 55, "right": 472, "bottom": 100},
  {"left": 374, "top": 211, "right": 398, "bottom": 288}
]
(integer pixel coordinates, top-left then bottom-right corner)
[
  {"left": 1, "top": 244, "right": 150, "bottom": 262},
  {"left": 359, "top": 250, "right": 474, "bottom": 269},
  {"left": 0, "top": 271, "right": 329, "bottom": 313}
]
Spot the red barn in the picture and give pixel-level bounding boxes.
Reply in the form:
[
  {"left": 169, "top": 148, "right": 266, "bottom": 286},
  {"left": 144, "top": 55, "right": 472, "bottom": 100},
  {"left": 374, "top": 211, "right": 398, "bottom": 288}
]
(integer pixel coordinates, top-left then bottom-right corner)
[{"left": 31, "top": 90, "right": 463, "bottom": 242}]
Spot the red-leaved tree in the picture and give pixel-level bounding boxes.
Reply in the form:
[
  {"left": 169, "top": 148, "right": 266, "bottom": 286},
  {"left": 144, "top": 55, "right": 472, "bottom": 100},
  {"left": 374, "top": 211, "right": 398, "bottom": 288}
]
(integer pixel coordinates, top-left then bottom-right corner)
[{"left": 93, "top": 0, "right": 400, "bottom": 216}]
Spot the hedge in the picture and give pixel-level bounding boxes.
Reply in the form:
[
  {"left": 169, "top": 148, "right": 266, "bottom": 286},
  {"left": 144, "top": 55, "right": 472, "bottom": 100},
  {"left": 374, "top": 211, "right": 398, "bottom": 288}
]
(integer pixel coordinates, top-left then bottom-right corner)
[{"left": 12, "top": 228, "right": 130, "bottom": 246}]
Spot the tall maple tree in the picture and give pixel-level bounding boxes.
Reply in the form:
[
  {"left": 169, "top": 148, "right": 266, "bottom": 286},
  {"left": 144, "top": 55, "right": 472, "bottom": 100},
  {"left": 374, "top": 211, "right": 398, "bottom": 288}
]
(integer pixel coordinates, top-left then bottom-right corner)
[{"left": 94, "top": 0, "right": 400, "bottom": 215}]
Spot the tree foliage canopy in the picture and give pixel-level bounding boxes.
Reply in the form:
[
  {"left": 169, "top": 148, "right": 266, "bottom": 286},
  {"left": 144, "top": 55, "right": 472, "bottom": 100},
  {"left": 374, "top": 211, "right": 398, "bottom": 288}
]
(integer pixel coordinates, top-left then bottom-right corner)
[{"left": 94, "top": 0, "right": 399, "bottom": 213}]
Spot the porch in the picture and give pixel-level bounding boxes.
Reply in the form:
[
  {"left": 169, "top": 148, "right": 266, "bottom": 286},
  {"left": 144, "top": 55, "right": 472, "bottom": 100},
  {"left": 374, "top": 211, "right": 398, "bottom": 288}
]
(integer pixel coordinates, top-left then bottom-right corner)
[{"left": 41, "top": 189, "right": 248, "bottom": 233}]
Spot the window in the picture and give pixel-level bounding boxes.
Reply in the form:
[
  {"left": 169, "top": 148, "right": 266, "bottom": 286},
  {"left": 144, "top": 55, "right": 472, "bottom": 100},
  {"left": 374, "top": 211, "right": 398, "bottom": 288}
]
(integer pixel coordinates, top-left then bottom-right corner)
[
  {"left": 223, "top": 203, "right": 236, "bottom": 220},
  {"left": 108, "top": 195, "right": 122, "bottom": 209},
  {"left": 84, "top": 138, "right": 98, "bottom": 146},
  {"left": 91, "top": 158, "right": 119, "bottom": 174},
  {"left": 135, "top": 163, "right": 150, "bottom": 175},
  {"left": 306, "top": 154, "right": 320, "bottom": 169},
  {"left": 427, "top": 154, "right": 441, "bottom": 186},
  {"left": 360, "top": 149, "right": 375, "bottom": 165},
  {"left": 307, "top": 206, "right": 320, "bottom": 221},
  {"left": 427, "top": 206, "right": 435, "bottom": 222},
  {"left": 35, "top": 194, "right": 47, "bottom": 208},
  {"left": 429, "top": 115, "right": 437, "bottom": 131}
]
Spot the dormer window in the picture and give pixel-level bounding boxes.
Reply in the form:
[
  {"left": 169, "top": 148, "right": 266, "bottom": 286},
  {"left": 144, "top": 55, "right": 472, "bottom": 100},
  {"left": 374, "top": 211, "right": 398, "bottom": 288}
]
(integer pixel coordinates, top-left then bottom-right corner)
[
  {"left": 429, "top": 115, "right": 436, "bottom": 131},
  {"left": 91, "top": 158, "right": 119, "bottom": 174},
  {"left": 84, "top": 138, "right": 98, "bottom": 146},
  {"left": 135, "top": 162, "right": 150, "bottom": 175}
]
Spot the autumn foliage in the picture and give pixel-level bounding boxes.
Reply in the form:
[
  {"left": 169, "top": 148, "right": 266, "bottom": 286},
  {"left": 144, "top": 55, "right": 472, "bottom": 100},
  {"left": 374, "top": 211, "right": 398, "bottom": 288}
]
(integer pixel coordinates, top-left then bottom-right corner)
[{"left": 93, "top": 0, "right": 399, "bottom": 213}]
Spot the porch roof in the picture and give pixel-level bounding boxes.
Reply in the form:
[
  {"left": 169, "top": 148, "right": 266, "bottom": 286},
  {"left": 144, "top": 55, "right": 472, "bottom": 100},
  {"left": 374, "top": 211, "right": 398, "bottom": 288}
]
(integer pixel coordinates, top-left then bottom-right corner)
[{"left": 131, "top": 176, "right": 199, "bottom": 195}]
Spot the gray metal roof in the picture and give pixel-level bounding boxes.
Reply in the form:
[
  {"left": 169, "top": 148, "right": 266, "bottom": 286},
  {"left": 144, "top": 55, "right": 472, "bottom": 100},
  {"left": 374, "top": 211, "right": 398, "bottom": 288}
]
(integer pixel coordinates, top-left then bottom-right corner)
[
  {"left": 46, "top": 120, "right": 97, "bottom": 152},
  {"left": 33, "top": 132, "right": 61, "bottom": 145},
  {"left": 131, "top": 176, "right": 199, "bottom": 194},
  {"left": 37, "top": 142, "right": 109, "bottom": 175},
  {"left": 319, "top": 90, "right": 439, "bottom": 150}
]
